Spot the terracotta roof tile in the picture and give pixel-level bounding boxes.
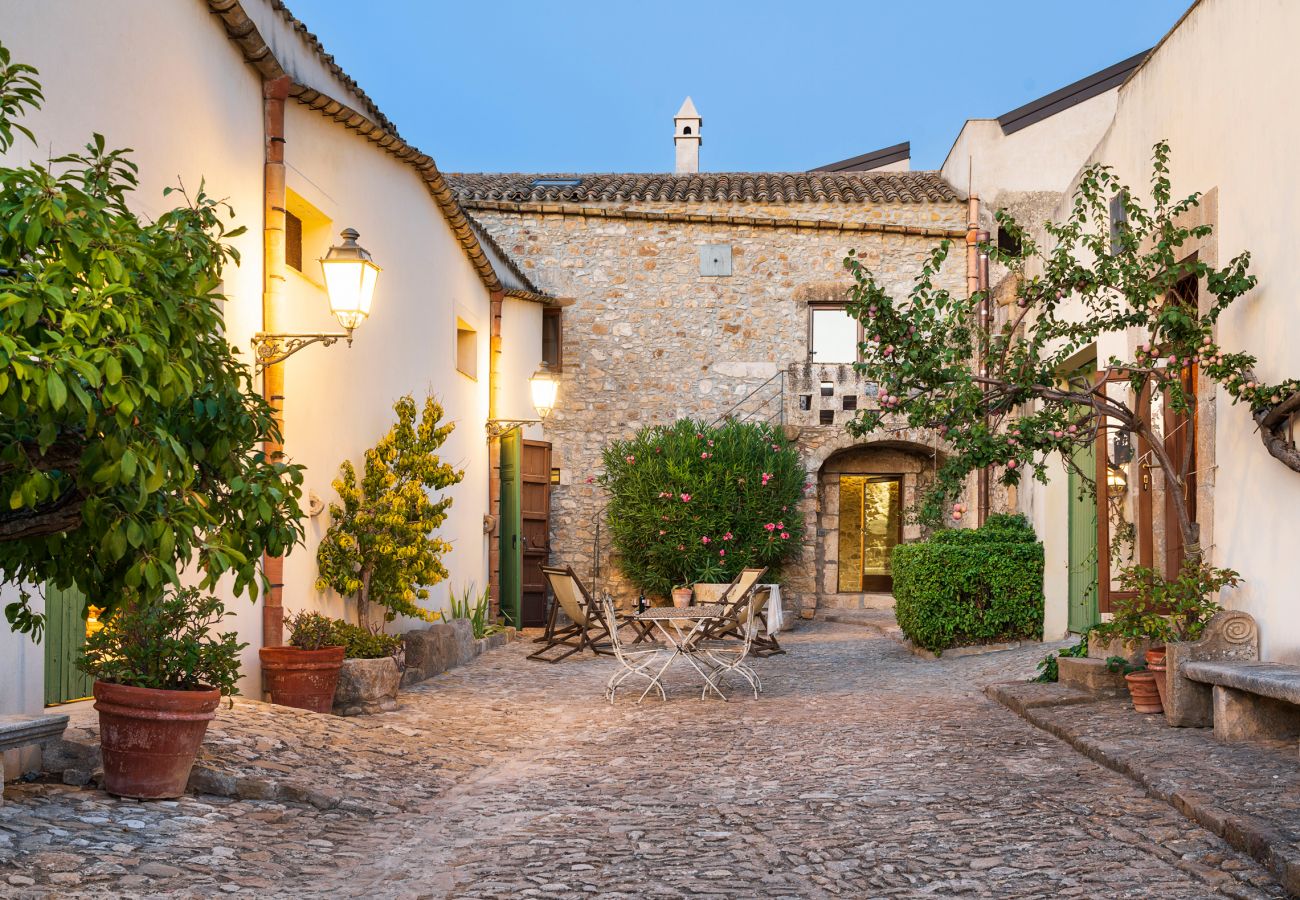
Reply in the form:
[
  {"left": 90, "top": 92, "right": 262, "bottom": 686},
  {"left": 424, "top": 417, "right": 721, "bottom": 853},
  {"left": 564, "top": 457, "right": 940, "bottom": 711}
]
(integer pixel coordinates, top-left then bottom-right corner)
[{"left": 444, "top": 172, "right": 961, "bottom": 205}]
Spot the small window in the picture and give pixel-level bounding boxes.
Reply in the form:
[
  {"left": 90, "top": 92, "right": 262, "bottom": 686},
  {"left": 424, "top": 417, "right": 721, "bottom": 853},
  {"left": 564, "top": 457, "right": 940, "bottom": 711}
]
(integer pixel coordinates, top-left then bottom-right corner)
[
  {"left": 456, "top": 321, "right": 477, "bottom": 380},
  {"left": 996, "top": 223, "right": 1022, "bottom": 260},
  {"left": 531, "top": 178, "right": 582, "bottom": 188},
  {"left": 799, "top": 395, "right": 812, "bottom": 411},
  {"left": 285, "top": 211, "right": 303, "bottom": 272},
  {"left": 542, "top": 307, "right": 562, "bottom": 371},
  {"left": 810, "top": 306, "right": 860, "bottom": 364},
  {"left": 820, "top": 381, "right": 834, "bottom": 397},
  {"left": 683, "top": 126, "right": 693, "bottom": 135},
  {"left": 1109, "top": 191, "right": 1129, "bottom": 255},
  {"left": 842, "top": 395, "right": 857, "bottom": 411},
  {"left": 819, "top": 409, "right": 835, "bottom": 425}
]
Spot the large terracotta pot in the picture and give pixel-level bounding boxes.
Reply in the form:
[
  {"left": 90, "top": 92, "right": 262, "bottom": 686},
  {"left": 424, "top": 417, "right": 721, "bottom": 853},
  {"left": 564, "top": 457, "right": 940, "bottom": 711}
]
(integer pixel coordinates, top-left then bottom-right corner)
[
  {"left": 260, "top": 646, "right": 345, "bottom": 712},
  {"left": 1145, "top": 646, "right": 1167, "bottom": 667},
  {"left": 1149, "top": 661, "right": 1168, "bottom": 710},
  {"left": 1124, "top": 670, "right": 1163, "bottom": 714},
  {"left": 93, "top": 680, "right": 221, "bottom": 799},
  {"left": 671, "top": 588, "right": 693, "bottom": 609}
]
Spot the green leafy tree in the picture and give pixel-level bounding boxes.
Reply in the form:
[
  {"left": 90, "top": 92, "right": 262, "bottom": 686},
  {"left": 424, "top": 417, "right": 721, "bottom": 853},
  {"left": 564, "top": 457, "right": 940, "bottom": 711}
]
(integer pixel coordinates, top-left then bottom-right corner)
[
  {"left": 600, "top": 419, "right": 806, "bottom": 599},
  {"left": 0, "top": 45, "right": 304, "bottom": 638},
  {"left": 315, "top": 395, "right": 463, "bottom": 625},
  {"left": 845, "top": 142, "right": 1287, "bottom": 564}
]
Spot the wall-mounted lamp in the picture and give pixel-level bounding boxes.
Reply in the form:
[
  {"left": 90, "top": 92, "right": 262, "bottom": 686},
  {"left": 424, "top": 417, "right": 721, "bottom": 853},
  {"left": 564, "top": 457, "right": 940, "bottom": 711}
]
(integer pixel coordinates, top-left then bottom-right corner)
[
  {"left": 487, "top": 365, "right": 559, "bottom": 438},
  {"left": 252, "top": 228, "right": 380, "bottom": 370},
  {"left": 1106, "top": 463, "right": 1128, "bottom": 497}
]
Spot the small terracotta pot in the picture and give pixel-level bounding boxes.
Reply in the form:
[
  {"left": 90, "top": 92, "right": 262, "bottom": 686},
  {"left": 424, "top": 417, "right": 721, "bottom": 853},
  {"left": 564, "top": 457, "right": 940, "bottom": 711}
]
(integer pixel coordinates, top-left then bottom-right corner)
[
  {"left": 1145, "top": 646, "right": 1167, "bottom": 667},
  {"left": 260, "top": 646, "right": 345, "bottom": 713},
  {"left": 1125, "top": 670, "right": 1163, "bottom": 714},
  {"left": 1149, "top": 662, "right": 1168, "bottom": 710},
  {"left": 94, "top": 680, "right": 221, "bottom": 799},
  {"left": 671, "top": 588, "right": 693, "bottom": 609}
]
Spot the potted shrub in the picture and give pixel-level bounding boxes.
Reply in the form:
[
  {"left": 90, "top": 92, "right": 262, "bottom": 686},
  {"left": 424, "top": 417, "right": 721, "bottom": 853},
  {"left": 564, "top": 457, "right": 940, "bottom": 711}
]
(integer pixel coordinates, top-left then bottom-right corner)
[
  {"left": 260, "top": 611, "right": 345, "bottom": 713},
  {"left": 1107, "top": 656, "right": 1161, "bottom": 714},
  {"left": 332, "top": 620, "right": 403, "bottom": 716},
  {"left": 77, "top": 589, "right": 245, "bottom": 799}
]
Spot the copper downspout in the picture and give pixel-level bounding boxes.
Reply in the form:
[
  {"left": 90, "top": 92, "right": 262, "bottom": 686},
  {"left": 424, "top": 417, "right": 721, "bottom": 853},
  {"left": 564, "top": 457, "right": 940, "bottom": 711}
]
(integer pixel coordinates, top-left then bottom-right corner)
[
  {"left": 965, "top": 195, "right": 987, "bottom": 525},
  {"left": 977, "top": 228, "right": 992, "bottom": 525},
  {"left": 261, "top": 75, "right": 292, "bottom": 649},
  {"left": 487, "top": 289, "right": 505, "bottom": 619}
]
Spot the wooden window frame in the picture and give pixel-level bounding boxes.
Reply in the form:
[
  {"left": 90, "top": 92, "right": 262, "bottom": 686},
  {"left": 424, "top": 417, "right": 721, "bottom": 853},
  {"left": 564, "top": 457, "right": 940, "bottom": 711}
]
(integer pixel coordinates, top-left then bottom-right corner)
[
  {"left": 807, "top": 302, "right": 863, "bottom": 365},
  {"left": 542, "top": 306, "right": 563, "bottom": 372}
]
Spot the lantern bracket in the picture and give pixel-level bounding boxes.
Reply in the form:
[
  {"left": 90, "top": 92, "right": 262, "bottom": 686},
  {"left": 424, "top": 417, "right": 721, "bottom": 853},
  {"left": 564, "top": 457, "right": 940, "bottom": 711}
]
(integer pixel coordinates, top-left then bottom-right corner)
[
  {"left": 252, "top": 331, "right": 352, "bottom": 371},
  {"left": 485, "top": 418, "right": 541, "bottom": 439}
]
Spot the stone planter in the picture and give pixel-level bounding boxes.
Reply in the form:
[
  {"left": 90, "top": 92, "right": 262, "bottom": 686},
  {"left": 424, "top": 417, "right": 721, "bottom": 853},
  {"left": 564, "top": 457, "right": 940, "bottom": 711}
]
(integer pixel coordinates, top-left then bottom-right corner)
[
  {"left": 332, "top": 657, "right": 401, "bottom": 716},
  {"left": 1088, "top": 633, "right": 1151, "bottom": 665}
]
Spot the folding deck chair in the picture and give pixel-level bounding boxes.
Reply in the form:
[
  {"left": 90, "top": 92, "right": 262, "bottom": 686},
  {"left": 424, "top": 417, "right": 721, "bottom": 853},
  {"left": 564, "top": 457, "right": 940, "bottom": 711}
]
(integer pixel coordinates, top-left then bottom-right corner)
[{"left": 528, "top": 565, "right": 611, "bottom": 663}]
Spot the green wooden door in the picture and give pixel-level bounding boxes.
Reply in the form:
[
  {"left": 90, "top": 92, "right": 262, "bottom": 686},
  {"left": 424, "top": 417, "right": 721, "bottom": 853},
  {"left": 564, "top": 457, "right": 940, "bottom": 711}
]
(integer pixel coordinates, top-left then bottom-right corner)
[
  {"left": 44, "top": 584, "right": 95, "bottom": 705},
  {"left": 498, "top": 429, "right": 523, "bottom": 628},
  {"left": 1067, "top": 440, "right": 1099, "bottom": 634}
]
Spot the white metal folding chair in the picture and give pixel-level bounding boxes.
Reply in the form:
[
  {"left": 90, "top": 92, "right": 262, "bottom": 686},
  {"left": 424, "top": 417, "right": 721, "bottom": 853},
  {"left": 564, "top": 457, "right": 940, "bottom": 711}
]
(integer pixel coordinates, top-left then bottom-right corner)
[
  {"left": 597, "top": 594, "right": 671, "bottom": 703},
  {"left": 697, "top": 592, "right": 763, "bottom": 700}
]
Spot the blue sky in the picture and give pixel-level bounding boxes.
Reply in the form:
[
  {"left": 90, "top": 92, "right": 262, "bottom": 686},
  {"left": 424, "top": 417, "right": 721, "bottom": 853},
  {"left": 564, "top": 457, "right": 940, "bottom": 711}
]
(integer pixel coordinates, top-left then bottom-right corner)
[{"left": 288, "top": 0, "right": 1191, "bottom": 174}]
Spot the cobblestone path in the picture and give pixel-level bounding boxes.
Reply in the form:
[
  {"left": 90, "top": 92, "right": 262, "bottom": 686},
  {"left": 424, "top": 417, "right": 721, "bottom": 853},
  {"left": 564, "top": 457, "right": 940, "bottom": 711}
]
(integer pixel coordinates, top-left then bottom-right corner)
[{"left": 0, "top": 622, "right": 1287, "bottom": 898}]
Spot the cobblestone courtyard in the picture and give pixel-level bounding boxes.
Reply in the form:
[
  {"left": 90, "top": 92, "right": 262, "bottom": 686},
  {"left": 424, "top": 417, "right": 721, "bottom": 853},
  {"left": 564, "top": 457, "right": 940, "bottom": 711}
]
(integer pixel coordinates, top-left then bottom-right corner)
[{"left": 0, "top": 622, "right": 1287, "bottom": 898}]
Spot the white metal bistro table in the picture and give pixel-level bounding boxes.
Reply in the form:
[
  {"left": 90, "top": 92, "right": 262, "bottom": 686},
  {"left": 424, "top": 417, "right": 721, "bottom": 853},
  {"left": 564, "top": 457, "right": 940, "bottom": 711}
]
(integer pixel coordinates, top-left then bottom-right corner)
[{"left": 634, "top": 604, "right": 727, "bottom": 701}]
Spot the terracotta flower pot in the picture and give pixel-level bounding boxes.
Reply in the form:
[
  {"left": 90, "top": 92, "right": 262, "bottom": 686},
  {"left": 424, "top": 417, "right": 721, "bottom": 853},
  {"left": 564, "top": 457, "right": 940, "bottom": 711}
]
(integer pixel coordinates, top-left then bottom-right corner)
[
  {"left": 1145, "top": 646, "right": 1167, "bottom": 667},
  {"left": 93, "top": 680, "right": 221, "bottom": 799},
  {"left": 672, "top": 588, "right": 692, "bottom": 609},
  {"left": 1149, "top": 662, "right": 1168, "bottom": 710},
  {"left": 260, "top": 646, "right": 345, "bottom": 713},
  {"left": 1124, "top": 670, "right": 1163, "bottom": 714}
]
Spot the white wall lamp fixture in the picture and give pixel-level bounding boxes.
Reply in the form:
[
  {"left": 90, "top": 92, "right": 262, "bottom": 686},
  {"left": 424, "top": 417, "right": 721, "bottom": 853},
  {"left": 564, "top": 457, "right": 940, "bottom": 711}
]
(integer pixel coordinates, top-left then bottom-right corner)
[
  {"left": 486, "top": 364, "right": 559, "bottom": 438},
  {"left": 252, "top": 228, "right": 380, "bottom": 370}
]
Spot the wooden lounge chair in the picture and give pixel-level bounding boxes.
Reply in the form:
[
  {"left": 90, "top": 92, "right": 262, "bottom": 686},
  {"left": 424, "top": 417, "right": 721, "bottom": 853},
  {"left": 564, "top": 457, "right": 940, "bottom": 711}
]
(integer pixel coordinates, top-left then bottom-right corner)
[
  {"left": 694, "top": 567, "right": 767, "bottom": 644},
  {"left": 528, "top": 565, "right": 611, "bottom": 663}
]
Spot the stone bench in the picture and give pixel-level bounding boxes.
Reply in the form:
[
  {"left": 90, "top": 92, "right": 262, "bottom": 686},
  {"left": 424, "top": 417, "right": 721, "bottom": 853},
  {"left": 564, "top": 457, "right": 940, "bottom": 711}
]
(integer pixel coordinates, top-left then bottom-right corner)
[
  {"left": 1167, "top": 609, "right": 1261, "bottom": 728},
  {"left": 0, "top": 713, "right": 70, "bottom": 804},
  {"left": 1183, "top": 661, "right": 1300, "bottom": 745}
]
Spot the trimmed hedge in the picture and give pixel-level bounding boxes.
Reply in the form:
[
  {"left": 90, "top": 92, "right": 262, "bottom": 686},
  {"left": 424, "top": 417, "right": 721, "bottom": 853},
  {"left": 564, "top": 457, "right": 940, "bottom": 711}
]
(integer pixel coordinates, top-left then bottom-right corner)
[{"left": 892, "top": 517, "right": 1044, "bottom": 654}]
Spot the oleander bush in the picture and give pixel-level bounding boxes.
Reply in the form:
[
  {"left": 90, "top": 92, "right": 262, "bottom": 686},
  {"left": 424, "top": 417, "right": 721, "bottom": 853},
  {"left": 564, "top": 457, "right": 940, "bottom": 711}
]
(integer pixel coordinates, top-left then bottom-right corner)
[
  {"left": 600, "top": 419, "right": 806, "bottom": 599},
  {"left": 892, "top": 517, "right": 1044, "bottom": 654}
]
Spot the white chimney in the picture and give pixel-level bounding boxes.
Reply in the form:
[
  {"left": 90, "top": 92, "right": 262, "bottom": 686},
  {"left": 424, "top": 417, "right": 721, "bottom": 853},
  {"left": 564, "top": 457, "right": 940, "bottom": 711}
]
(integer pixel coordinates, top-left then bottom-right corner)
[{"left": 674, "top": 96, "right": 701, "bottom": 174}]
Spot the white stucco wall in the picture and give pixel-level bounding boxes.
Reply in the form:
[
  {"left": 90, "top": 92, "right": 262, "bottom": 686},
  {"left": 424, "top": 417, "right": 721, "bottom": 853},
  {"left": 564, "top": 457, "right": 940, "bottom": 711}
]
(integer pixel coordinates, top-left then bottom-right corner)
[
  {"left": 1015, "top": 0, "right": 1300, "bottom": 657},
  {"left": 941, "top": 90, "right": 1119, "bottom": 202},
  {"left": 0, "top": 0, "right": 541, "bottom": 707}
]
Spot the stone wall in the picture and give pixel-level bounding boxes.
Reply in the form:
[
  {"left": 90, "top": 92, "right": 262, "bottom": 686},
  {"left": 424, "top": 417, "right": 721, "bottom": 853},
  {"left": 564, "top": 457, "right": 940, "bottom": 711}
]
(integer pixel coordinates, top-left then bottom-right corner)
[{"left": 467, "top": 199, "right": 969, "bottom": 616}]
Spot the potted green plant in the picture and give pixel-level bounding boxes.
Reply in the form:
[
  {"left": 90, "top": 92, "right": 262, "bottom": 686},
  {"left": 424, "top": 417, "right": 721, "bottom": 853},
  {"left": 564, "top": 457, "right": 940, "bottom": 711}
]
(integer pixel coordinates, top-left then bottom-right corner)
[
  {"left": 331, "top": 620, "right": 403, "bottom": 716},
  {"left": 77, "top": 589, "right": 245, "bottom": 799},
  {"left": 260, "top": 611, "right": 345, "bottom": 713},
  {"left": 1106, "top": 656, "right": 1161, "bottom": 714}
]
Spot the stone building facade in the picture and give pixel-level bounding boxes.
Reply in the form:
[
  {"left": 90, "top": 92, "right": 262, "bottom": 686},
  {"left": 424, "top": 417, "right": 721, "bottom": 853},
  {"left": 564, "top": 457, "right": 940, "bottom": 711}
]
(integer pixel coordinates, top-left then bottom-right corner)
[{"left": 450, "top": 173, "right": 972, "bottom": 618}]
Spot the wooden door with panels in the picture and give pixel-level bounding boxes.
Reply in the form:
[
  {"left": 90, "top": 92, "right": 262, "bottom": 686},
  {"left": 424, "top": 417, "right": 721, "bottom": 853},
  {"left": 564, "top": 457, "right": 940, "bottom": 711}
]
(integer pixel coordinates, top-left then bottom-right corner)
[{"left": 520, "top": 440, "right": 552, "bottom": 628}]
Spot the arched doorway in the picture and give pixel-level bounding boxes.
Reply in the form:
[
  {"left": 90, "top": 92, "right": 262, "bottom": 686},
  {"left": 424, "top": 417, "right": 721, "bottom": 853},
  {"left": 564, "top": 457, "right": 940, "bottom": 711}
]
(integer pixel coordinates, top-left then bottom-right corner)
[{"left": 816, "top": 442, "right": 937, "bottom": 609}]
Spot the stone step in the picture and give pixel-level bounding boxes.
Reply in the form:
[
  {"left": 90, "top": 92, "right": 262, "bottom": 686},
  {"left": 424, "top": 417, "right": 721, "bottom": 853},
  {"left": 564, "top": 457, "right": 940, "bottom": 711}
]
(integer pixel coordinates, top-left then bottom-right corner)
[{"left": 1057, "top": 656, "right": 1128, "bottom": 698}]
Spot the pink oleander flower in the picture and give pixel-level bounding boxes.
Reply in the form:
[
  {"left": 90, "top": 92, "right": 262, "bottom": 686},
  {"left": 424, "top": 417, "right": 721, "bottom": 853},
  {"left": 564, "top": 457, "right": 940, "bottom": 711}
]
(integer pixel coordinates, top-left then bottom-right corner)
[
  {"left": 722, "top": 532, "right": 733, "bottom": 541},
  {"left": 771, "top": 444, "right": 780, "bottom": 451},
  {"left": 625, "top": 455, "right": 635, "bottom": 464},
  {"left": 776, "top": 522, "right": 784, "bottom": 530},
  {"left": 680, "top": 493, "right": 692, "bottom": 502},
  {"left": 707, "top": 440, "right": 714, "bottom": 447},
  {"left": 585, "top": 476, "right": 595, "bottom": 483},
  {"left": 677, "top": 544, "right": 685, "bottom": 551},
  {"left": 780, "top": 532, "right": 790, "bottom": 540},
  {"left": 764, "top": 523, "right": 776, "bottom": 532},
  {"left": 658, "top": 530, "right": 666, "bottom": 536},
  {"left": 719, "top": 549, "right": 726, "bottom": 557},
  {"left": 696, "top": 433, "right": 704, "bottom": 439},
  {"left": 701, "top": 452, "right": 711, "bottom": 459},
  {"left": 701, "top": 536, "right": 711, "bottom": 544}
]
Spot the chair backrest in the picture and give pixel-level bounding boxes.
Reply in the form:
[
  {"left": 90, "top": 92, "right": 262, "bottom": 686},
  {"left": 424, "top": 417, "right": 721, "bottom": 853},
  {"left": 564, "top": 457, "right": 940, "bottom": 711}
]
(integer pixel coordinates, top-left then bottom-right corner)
[
  {"left": 718, "top": 567, "right": 767, "bottom": 612},
  {"left": 739, "top": 586, "right": 771, "bottom": 628},
  {"left": 542, "top": 565, "right": 590, "bottom": 626},
  {"left": 596, "top": 593, "right": 630, "bottom": 658}
]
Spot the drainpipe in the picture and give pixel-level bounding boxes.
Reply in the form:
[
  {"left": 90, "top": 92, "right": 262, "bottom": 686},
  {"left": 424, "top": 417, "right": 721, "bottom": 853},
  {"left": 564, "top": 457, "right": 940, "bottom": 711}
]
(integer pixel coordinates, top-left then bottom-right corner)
[
  {"left": 261, "top": 75, "right": 291, "bottom": 649},
  {"left": 977, "top": 228, "right": 991, "bottom": 526},
  {"left": 487, "top": 289, "right": 504, "bottom": 619},
  {"left": 965, "top": 195, "right": 987, "bottom": 525}
]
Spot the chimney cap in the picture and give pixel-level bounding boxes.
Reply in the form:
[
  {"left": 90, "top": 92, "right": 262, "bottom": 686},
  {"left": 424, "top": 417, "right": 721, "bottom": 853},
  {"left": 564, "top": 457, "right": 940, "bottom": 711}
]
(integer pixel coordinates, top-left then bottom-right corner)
[{"left": 674, "top": 96, "right": 700, "bottom": 120}]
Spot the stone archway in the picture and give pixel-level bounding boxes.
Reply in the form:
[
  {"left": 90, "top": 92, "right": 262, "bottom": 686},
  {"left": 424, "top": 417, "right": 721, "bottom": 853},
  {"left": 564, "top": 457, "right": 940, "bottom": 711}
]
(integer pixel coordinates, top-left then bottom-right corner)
[{"left": 786, "top": 435, "right": 945, "bottom": 619}]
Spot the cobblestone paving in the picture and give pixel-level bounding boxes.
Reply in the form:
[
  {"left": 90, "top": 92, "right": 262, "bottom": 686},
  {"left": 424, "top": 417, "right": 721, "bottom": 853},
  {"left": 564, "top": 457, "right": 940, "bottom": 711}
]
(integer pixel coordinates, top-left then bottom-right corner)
[{"left": 0, "top": 622, "right": 1287, "bottom": 898}]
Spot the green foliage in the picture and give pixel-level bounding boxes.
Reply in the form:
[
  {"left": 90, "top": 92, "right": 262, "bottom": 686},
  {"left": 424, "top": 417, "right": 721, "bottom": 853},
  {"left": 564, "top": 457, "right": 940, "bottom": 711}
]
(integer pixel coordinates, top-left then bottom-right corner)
[
  {"left": 331, "top": 620, "right": 402, "bottom": 659},
  {"left": 1095, "top": 559, "right": 1240, "bottom": 644},
  {"left": 448, "top": 583, "right": 501, "bottom": 639},
  {"left": 930, "top": 514, "right": 1037, "bottom": 546},
  {"left": 285, "top": 610, "right": 340, "bottom": 651},
  {"left": 315, "top": 395, "right": 463, "bottom": 624},
  {"left": 77, "top": 588, "right": 246, "bottom": 695},
  {"left": 892, "top": 520, "right": 1045, "bottom": 653},
  {"left": 843, "top": 142, "right": 1276, "bottom": 553},
  {"left": 1105, "top": 655, "right": 1146, "bottom": 676},
  {"left": 599, "top": 419, "right": 805, "bottom": 599},
  {"left": 0, "top": 45, "right": 304, "bottom": 639},
  {"left": 1032, "top": 629, "right": 1090, "bottom": 683}
]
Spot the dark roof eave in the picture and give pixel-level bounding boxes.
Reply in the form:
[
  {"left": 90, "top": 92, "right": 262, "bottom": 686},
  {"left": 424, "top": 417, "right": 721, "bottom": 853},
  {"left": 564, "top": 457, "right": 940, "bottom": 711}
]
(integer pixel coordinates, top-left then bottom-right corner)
[
  {"left": 997, "top": 49, "right": 1151, "bottom": 135},
  {"left": 809, "top": 142, "right": 910, "bottom": 173}
]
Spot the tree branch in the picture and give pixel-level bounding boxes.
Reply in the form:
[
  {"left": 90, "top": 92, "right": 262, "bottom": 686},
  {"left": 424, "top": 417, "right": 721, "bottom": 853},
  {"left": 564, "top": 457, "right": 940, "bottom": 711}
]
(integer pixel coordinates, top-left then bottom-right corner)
[{"left": 0, "top": 488, "right": 84, "bottom": 540}]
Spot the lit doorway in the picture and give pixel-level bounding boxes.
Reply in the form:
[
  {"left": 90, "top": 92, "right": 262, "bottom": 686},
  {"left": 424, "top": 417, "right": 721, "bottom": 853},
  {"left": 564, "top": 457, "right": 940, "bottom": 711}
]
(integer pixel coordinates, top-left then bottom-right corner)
[{"left": 837, "top": 475, "right": 903, "bottom": 592}]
